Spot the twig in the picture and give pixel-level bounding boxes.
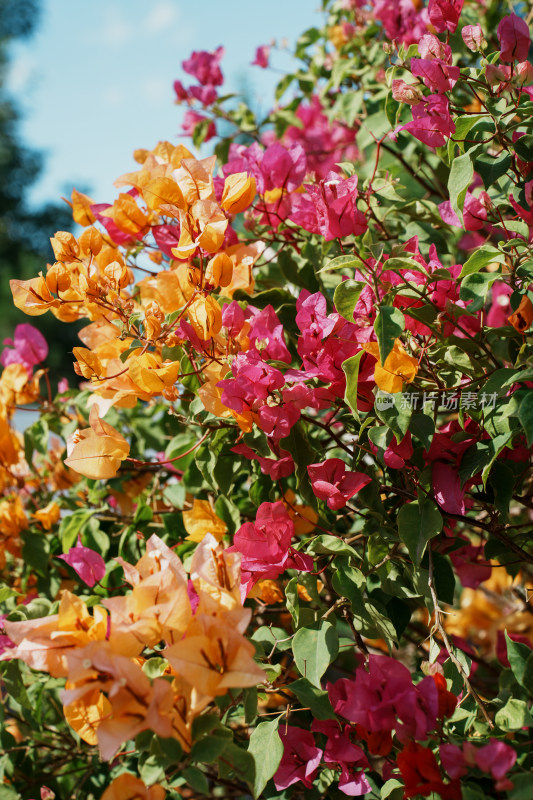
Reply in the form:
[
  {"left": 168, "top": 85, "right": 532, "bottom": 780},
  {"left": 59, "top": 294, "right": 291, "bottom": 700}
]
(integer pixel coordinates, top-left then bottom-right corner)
[{"left": 427, "top": 548, "right": 494, "bottom": 729}]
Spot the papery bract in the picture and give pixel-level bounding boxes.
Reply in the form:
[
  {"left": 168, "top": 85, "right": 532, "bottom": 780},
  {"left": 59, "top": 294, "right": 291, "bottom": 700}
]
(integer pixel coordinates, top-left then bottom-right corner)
[{"left": 58, "top": 535, "right": 106, "bottom": 587}]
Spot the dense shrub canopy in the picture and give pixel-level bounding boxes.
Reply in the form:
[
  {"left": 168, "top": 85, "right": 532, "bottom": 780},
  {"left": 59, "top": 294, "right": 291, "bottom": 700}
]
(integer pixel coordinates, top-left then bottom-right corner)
[{"left": 1, "top": 1, "right": 533, "bottom": 798}]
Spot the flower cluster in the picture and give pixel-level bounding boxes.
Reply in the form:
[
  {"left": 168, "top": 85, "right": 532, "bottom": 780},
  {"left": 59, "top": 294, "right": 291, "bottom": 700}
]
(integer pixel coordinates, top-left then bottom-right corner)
[{"left": 1, "top": 0, "right": 532, "bottom": 797}]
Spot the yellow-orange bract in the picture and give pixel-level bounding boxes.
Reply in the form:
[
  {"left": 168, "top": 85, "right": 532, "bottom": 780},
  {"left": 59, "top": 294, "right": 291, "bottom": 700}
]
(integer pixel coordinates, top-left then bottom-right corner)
[
  {"left": 3, "top": 590, "right": 108, "bottom": 677},
  {"left": 362, "top": 339, "right": 418, "bottom": 393},
  {"left": 101, "top": 773, "right": 166, "bottom": 800},
  {"left": 221, "top": 172, "right": 256, "bottom": 215},
  {"left": 64, "top": 407, "right": 130, "bottom": 480},
  {"left": 63, "top": 688, "right": 111, "bottom": 746},
  {"left": 508, "top": 295, "right": 533, "bottom": 332},
  {"left": 32, "top": 501, "right": 60, "bottom": 531},
  {"left": 183, "top": 498, "right": 228, "bottom": 543}
]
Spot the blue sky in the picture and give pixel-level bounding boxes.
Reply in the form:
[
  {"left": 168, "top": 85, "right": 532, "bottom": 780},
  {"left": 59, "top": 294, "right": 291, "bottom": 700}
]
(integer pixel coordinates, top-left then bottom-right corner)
[{"left": 7, "top": 0, "right": 320, "bottom": 209}]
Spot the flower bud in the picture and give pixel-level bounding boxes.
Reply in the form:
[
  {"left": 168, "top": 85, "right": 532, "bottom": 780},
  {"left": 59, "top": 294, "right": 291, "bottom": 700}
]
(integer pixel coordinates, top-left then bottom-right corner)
[
  {"left": 392, "top": 79, "right": 424, "bottom": 105},
  {"left": 462, "top": 24, "right": 486, "bottom": 52}
]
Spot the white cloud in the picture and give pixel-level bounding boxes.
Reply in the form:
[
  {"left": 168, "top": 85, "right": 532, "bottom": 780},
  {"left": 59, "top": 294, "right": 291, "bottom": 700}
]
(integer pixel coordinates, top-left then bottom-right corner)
[
  {"left": 145, "top": 0, "right": 179, "bottom": 33},
  {"left": 99, "top": 4, "right": 135, "bottom": 46}
]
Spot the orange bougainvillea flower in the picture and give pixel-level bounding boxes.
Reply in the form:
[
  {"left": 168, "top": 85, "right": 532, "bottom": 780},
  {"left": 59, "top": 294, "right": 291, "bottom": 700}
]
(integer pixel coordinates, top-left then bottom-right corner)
[
  {"left": 100, "top": 193, "right": 151, "bottom": 238},
  {"left": 3, "top": 590, "right": 108, "bottom": 677},
  {"left": 187, "top": 294, "right": 223, "bottom": 340},
  {"left": 72, "top": 347, "right": 104, "bottom": 380},
  {"left": 64, "top": 406, "right": 130, "bottom": 480},
  {"left": 101, "top": 773, "right": 166, "bottom": 800},
  {"left": 183, "top": 498, "right": 227, "bottom": 543},
  {"left": 204, "top": 252, "right": 233, "bottom": 288},
  {"left": 0, "top": 494, "right": 27, "bottom": 567},
  {"left": 221, "top": 172, "right": 256, "bottom": 215},
  {"left": 362, "top": 339, "right": 418, "bottom": 393},
  {"left": 69, "top": 188, "right": 96, "bottom": 227},
  {"left": 10, "top": 275, "right": 61, "bottom": 316},
  {"left": 104, "top": 533, "right": 193, "bottom": 653},
  {"left": 173, "top": 200, "right": 228, "bottom": 259},
  {"left": 62, "top": 641, "right": 176, "bottom": 760},
  {"left": 508, "top": 295, "right": 533, "bottom": 333},
  {"left": 32, "top": 501, "right": 61, "bottom": 531},
  {"left": 164, "top": 612, "right": 265, "bottom": 697},
  {"left": 190, "top": 534, "right": 244, "bottom": 617},
  {"left": 127, "top": 353, "right": 181, "bottom": 396},
  {"left": 63, "top": 687, "right": 112, "bottom": 745}
]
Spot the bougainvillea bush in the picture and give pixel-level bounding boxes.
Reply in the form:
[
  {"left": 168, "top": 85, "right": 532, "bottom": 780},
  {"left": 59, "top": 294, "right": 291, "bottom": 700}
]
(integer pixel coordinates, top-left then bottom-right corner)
[{"left": 1, "top": 0, "right": 533, "bottom": 797}]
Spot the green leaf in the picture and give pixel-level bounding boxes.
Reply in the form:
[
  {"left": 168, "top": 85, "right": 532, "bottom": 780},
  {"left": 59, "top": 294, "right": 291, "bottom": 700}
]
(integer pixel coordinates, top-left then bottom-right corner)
[
  {"left": 518, "top": 391, "right": 533, "bottom": 447},
  {"left": 409, "top": 412, "right": 435, "bottom": 450},
  {"left": 0, "top": 585, "right": 19, "bottom": 604},
  {"left": 24, "top": 417, "right": 49, "bottom": 462},
  {"left": 332, "top": 562, "right": 366, "bottom": 610},
  {"left": 374, "top": 306, "right": 405, "bottom": 364},
  {"left": 342, "top": 350, "right": 365, "bottom": 420},
  {"left": 381, "top": 778, "right": 405, "bottom": 800},
  {"left": 495, "top": 697, "right": 533, "bottom": 731},
  {"left": 508, "top": 773, "right": 533, "bottom": 800},
  {"left": 319, "top": 254, "right": 364, "bottom": 274},
  {"left": 397, "top": 496, "right": 443, "bottom": 566},
  {"left": 375, "top": 389, "right": 412, "bottom": 443},
  {"left": 292, "top": 620, "right": 339, "bottom": 688},
  {"left": 504, "top": 631, "right": 532, "bottom": 690},
  {"left": 306, "top": 534, "right": 358, "bottom": 557},
  {"left": 243, "top": 687, "right": 257, "bottom": 725},
  {"left": 460, "top": 271, "right": 500, "bottom": 312},
  {"left": 290, "top": 678, "right": 335, "bottom": 720},
  {"left": 474, "top": 152, "right": 511, "bottom": 188},
  {"left": 190, "top": 733, "right": 230, "bottom": 763},
  {"left": 448, "top": 152, "right": 473, "bottom": 226},
  {"left": 333, "top": 280, "right": 364, "bottom": 322},
  {"left": 163, "top": 482, "right": 185, "bottom": 509},
  {"left": 247, "top": 718, "right": 284, "bottom": 799},
  {"left": 218, "top": 743, "right": 256, "bottom": 786},
  {"left": 182, "top": 766, "right": 209, "bottom": 795},
  {"left": 285, "top": 576, "right": 300, "bottom": 629},
  {"left": 514, "top": 133, "right": 533, "bottom": 162},
  {"left": 459, "top": 245, "right": 507, "bottom": 278},
  {"left": 280, "top": 422, "right": 316, "bottom": 507}
]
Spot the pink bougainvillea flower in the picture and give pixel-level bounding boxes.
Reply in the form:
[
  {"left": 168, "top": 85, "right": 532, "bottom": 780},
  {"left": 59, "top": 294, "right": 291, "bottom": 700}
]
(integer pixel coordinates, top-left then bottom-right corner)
[
  {"left": 252, "top": 45, "right": 270, "bottom": 68},
  {"left": 411, "top": 58, "right": 460, "bottom": 94},
  {"left": 227, "top": 501, "right": 313, "bottom": 595},
  {"left": 432, "top": 461, "right": 465, "bottom": 515},
  {"left": 295, "top": 172, "right": 368, "bottom": 241},
  {"left": 438, "top": 192, "right": 488, "bottom": 231},
  {"left": 399, "top": 741, "right": 461, "bottom": 800},
  {"left": 428, "top": 0, "right": 464, "bottom": 34},
  {"left": 1, "top": 323, "right": 48, "bottom": 375},
  {"left": 395, "top": 94, "right": 455, "bottom": 148},
  {"left": 441, "top": 739, "right": 517, "bottom": 784},
  {"left": 312, "top": 720, "right": 371, "bottom": 796},
  {"left": 273, "top": 726, "right": 323, "bottom": 791},
  {"left": 181, "top": 111, "right": 216, "bottom": 142},
  {"left": 373, "top": 0, "right": 430, "bottom": 46},
  {"left": 498, "top": 13, "right": 531, "bottom": 63},
  {"left": 475, "top": 740, "right": 518, "bottom": 780},
  {"left": 308, "top": 459, "right": 371, "bottom": 510},
  {"left": 182, "top": 46, "right": 224, "bottom": 86},
  {"left": 58, "top": 536, "right": 106, "bottom": 588},
  {"left": 462, "top": 24, "right": 486, "bottom": 52}
]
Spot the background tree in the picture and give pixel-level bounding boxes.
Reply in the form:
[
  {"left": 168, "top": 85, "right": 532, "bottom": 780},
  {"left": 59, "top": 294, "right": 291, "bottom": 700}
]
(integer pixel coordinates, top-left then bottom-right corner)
[{"left": 0, "top": 0, "right": 80, "bottom": 383}]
